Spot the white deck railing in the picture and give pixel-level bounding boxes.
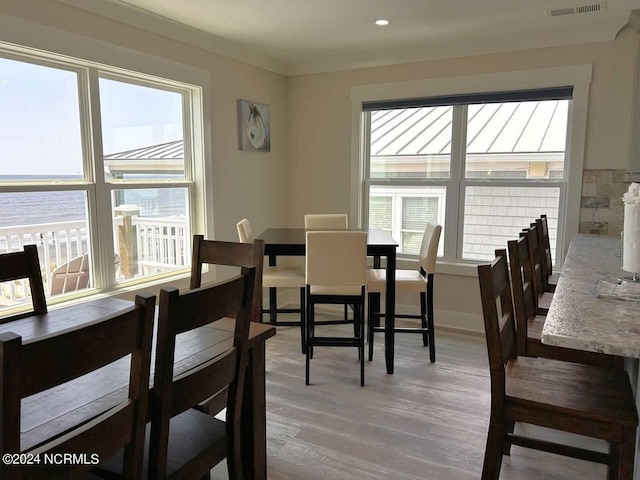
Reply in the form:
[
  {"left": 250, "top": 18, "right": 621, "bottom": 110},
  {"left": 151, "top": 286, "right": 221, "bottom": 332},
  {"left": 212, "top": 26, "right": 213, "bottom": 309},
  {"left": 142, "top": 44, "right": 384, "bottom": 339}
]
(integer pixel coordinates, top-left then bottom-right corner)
[{"left": 0, "top": 215, "right": 189, "bottom": 302}]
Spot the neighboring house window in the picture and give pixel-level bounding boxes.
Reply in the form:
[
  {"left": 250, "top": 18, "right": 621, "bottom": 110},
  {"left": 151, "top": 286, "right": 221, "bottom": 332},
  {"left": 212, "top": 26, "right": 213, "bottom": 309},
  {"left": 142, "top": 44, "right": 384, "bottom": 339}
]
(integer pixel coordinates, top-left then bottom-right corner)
[
  {"left": 362, "top": 90, "right": 569, "bottom": 262},
  {"left": 0, "top": 47, "right": 202, "bottom": 310}
]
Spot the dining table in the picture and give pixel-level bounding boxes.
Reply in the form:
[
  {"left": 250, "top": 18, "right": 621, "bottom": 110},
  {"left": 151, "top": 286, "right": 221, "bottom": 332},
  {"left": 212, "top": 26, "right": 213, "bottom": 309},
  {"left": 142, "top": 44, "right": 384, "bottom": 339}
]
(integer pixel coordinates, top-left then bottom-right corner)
[
  {"left": 541, "top": 234, "right": 640, "bottom": 479},
  {"left": 1, "top": 296, "right": 275, "bottom": 480},
  {"left": 257, "top": 227, "right": 399, "bottom": 374}
]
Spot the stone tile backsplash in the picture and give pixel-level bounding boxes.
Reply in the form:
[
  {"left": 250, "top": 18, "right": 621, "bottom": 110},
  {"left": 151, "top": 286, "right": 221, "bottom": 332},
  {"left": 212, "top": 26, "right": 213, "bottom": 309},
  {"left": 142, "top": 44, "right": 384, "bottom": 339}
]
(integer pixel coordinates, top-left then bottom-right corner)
[{"left": 579, "top": 169, "right": 628, "bottom": 237}]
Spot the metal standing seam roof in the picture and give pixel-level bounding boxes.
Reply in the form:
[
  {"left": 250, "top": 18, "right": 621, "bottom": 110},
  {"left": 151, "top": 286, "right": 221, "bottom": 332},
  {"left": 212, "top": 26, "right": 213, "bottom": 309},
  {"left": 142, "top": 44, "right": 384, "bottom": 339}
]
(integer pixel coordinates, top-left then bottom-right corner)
[
  {"left": 103, "top": 140, "right": 184, "bottom": 160},
  {"left": 370, "top": 100, "right": 569, "bottom": 157}
]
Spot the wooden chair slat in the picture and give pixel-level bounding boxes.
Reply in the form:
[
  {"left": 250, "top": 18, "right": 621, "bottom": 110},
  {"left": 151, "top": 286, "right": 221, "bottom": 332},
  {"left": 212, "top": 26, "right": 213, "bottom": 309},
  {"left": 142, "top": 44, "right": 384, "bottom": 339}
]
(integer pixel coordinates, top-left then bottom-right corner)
[
  {"left": 20, "top": 306, "right": 146, "bottom": 398},
  {"left": 170, "top": 349, "right": 238, "bottom": 417}
]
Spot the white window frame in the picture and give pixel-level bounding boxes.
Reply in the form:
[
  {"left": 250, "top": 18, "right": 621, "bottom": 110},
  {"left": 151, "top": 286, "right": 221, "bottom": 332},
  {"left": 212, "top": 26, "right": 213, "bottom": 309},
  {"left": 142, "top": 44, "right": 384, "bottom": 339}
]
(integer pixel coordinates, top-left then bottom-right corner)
[
  {"left": 350, "top": 66, "right": 591, "bottom": 276},
  {"left": 0, "top": 19, "right": 212, "bottom": 304}
]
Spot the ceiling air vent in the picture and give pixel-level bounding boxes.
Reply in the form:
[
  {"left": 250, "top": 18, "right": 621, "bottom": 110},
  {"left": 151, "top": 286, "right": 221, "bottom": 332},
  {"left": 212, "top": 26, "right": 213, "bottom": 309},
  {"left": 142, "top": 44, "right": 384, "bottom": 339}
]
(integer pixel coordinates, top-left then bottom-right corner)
[{"left": 545, "top": 2, "right": 607, "bottom": 17}]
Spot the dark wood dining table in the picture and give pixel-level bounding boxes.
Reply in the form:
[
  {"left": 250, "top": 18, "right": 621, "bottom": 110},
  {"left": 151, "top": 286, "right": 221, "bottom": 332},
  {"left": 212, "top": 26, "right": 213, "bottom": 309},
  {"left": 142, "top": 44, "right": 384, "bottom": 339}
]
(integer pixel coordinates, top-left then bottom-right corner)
[
  {"left": 1, "top": 296, "right": 275, "bottom": 480},
  {"left": 257, "top": 227, "right": 399, "bottom": 374}
]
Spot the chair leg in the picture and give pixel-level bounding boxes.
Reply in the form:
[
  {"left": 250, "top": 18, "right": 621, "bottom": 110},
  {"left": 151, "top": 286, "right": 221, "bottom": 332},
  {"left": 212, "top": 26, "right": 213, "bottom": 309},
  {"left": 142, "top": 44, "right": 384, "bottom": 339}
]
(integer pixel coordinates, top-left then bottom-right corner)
[
  {"left": 504, "top": 420, "right": 515, "bottom": 455},
  {"left": 481, "top": 417, "right": 505, "bottom": 480},
  {"left": 306, "top": 300, "right": 312, "bottom": 385},
  {"left": 426, "top": 279, "right": 436, "bottom": 363},
  {"left": 613, "top": 427, "right": 636, "bottom": 480},
  {"left": 359, "top": 303, "right": 365, "bottom": 387},
  {"left": 368, "top": 293, "right": 379, "bottom": 362},
  {"left": 269, "top": 286, "right": 278, "bottom": 324},
  {"left": 300, "top": 288, "right": 306, "bottom": 355},
  {"left": 420, "top": 291, "right": 428, "bottom": 347}
]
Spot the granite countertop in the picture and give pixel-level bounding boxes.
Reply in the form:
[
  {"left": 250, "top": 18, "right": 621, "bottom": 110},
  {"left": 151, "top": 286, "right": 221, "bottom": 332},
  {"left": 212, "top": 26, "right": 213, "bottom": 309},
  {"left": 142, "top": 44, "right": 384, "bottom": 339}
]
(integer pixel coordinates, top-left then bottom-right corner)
[{"left": 541, "top": 234, "right": 640, "bottom": 358}]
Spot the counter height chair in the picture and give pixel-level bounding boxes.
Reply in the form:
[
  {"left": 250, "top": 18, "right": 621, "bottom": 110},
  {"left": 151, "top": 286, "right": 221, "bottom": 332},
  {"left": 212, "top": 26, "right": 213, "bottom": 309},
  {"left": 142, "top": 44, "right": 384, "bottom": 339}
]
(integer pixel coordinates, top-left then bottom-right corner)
[
  {"left": 305, "top": 231, "right": 367, "bottom": 386},
  {"left": 303, "top": 214, "right": 348, "bottom": 229},
  {"left": 96, "top": 269, "right": 256, "bottom": 480},
  {"left": 477, "top": 253, "right": 638, "bottom": 480},
  {"left": 503, "top": 242, "right": 621, "bottom": 368},
  {"left": 304, "top": 214, "right": 352, "bottom": 325},
  {"left": 367, "top": 223, "right": 441, "bottom": 363},
  {"left": 150, "top": 268, "right": 255, "bottom": 480},
  {"left": 237, "top": 219, "right": 306, "bottom": 352},
  {"left": 2, "top": 293, "right": 156, "bottom": 480},
  {"left": 0, "top": 244, "right": 47, "bottom": 320}
]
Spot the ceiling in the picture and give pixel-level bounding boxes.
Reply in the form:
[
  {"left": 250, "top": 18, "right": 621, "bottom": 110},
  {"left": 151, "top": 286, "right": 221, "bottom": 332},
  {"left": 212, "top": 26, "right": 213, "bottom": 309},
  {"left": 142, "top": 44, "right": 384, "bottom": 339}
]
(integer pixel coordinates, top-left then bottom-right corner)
[{"left": 58, "top": 0, "right": 640, "bottom": 75}]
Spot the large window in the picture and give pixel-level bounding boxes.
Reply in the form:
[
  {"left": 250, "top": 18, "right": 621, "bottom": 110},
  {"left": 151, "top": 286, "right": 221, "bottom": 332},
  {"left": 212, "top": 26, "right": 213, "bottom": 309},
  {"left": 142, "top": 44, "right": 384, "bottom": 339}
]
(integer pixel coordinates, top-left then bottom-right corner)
[
  {"left": 362, "top": 91, "right": 569, "bottom": 262},
  {"left": 0, "top": 47, "right": 203, "bottom": 312}
]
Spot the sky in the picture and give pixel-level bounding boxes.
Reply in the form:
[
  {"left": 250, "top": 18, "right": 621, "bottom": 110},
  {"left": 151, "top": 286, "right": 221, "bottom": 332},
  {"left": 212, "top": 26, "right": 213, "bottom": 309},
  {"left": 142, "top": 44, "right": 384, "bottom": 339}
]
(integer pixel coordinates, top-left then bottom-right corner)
[{"left": 0, "top": 56, "right": 183, "bottom": 177}]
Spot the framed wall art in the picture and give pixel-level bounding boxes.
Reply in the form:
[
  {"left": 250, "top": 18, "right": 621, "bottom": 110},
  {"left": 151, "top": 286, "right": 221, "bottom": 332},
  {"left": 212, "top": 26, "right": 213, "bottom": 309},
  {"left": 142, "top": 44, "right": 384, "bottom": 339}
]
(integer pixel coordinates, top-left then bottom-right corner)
[{"left": 238, "top": 99, "right": 270, "bottom": 152}]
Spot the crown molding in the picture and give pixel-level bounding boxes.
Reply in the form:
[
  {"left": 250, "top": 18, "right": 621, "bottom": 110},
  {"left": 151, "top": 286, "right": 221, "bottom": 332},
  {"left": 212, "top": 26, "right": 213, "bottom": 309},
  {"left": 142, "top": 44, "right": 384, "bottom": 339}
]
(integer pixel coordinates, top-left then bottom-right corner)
[{"left": 54, "top": 0, "right": 289, "bottom": 75}]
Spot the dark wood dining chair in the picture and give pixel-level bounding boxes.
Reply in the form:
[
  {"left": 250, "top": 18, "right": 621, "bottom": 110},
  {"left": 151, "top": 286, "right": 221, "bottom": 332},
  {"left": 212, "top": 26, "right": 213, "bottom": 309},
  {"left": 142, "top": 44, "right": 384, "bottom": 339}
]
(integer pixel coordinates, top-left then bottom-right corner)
[
  {"left": 367, "top": 222, "right": 441, "bottom": 363},
  {"left": 477, "top": 253, "right": 638, "bottom": 480},
  {"left": 502, "top": 243, "right": 621, "bottom": 368},
  {"left": 0, "top": 293, "right": 155, "bottom": 480},
  {"left": 520, "top": 226, "right": 553, "bottom": 314},
  {"left": 537, "top": 214, "right": 559, "bottom": 290},
  {"left": 305, "top": 231, "right": 367, "bottom": 386},
  {"left": 149, "top": 267, "right": 255, "bottom": 480},
  {"left": 0, "top": 244, "right": 47, "bottom": 320},
  {"left": 190, "top": 234, "right": 264, "bottom": 324}
]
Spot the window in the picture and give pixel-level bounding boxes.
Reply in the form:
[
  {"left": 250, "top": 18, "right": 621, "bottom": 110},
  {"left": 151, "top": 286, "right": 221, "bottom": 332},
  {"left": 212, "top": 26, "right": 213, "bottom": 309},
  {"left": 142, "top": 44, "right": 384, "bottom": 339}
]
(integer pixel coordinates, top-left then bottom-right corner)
[
  {"left": 0, "top": 46, "right": 204, "bottom": 312},
  {"left": 361, "top": 90, "right": 570, "bottom": 263}
]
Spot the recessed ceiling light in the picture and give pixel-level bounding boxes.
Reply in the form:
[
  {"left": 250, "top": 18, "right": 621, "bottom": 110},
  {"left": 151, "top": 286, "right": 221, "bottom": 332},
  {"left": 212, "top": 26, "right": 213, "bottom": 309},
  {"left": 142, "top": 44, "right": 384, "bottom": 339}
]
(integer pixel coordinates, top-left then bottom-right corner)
[{"left": 375, "top": 19, "right": 390, "bottom": 26}]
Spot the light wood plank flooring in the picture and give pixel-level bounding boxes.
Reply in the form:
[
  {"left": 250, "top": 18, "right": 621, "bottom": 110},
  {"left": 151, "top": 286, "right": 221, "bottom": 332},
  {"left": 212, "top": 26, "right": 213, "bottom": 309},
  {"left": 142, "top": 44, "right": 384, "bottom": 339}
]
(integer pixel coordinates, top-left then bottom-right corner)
[{"left": 216, "top": 315, "right": 611, "bottom": 480}]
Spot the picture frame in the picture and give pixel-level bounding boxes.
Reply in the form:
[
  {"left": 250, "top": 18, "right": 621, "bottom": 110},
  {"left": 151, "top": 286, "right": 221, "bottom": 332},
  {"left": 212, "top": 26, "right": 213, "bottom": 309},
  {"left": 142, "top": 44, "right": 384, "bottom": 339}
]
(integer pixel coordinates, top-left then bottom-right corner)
[{"left": 238, "top": 99, "right": 270, "bottom": 152}]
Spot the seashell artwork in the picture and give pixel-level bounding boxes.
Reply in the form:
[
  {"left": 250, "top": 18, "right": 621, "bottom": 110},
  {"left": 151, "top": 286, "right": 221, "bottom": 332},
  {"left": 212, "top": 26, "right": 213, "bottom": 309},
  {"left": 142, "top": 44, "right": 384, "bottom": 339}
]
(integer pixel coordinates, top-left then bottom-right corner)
[{"left": 238, "top": 99, "right": 270, "bottom": 152}]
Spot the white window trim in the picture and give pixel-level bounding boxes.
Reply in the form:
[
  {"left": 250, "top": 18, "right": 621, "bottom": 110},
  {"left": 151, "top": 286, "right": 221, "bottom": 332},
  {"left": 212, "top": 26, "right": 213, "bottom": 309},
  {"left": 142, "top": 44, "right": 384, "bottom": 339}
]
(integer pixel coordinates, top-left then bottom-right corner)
[
  {"left": 350, "top": 65, "right": 592, "bottom": 276},
  {"left": 0, "top": 15, "right": 213, "bottom": 298}
]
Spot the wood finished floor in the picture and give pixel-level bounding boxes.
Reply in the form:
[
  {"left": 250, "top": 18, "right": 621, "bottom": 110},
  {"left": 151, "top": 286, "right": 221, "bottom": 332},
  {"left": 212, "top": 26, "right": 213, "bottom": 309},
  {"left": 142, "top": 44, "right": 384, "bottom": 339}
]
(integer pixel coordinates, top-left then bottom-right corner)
[{"left": 215, "top": 314, "right": 610, "bottom": 480}]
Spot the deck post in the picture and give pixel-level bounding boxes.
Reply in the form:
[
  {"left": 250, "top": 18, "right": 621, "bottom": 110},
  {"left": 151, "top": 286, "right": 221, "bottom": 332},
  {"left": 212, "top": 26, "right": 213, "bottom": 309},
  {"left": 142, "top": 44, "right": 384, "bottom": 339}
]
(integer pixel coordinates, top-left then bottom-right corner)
[{"left": 115, "top": 205, "right": 140, "bottom": 279}]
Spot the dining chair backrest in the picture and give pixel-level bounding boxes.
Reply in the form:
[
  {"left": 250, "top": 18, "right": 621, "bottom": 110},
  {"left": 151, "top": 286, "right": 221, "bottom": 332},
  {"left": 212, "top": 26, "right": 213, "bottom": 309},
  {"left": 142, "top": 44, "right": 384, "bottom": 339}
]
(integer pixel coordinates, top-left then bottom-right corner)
[
  {"left": 418, "top": 223, "right": 442, "bottom": 275},
  {"left": 506, "top": 237, "right": 537, "bottom": 357},
  {"left": 236, "top": 218, "right": 255, "bottom": 243},
  {"left": 537, "top": 215, "right": 554, "bottom": 279},
  {"left": 477, "top": 253, "right": 517, "bottom": 403},
  {"left": 151, "top": 267, "right": 255, "bottom": 479},
  {"left": 190, "top": 235, "right": 264, "bottom": 323},
  {"left": 0, "top": 293, "right": 156, "bottom": 480},
  {"left": 305, "top": 231, "right": 367, "bottom": 288},
  {"left": 0, "top": 245, "right": 47, "bottom": 319},
  {"left": 304, "top": 214, "right": 348, "bottom": 229},
  {"left": 521, "top": 226, "right": 546, "bottom": 300}
]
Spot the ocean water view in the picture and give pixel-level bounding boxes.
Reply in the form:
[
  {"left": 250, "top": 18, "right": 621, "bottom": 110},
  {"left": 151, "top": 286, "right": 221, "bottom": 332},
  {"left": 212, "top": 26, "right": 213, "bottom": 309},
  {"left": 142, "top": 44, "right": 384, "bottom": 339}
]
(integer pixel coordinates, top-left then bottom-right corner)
[{"left": 0, "top": 176, "right": 187, "bottom": 228}]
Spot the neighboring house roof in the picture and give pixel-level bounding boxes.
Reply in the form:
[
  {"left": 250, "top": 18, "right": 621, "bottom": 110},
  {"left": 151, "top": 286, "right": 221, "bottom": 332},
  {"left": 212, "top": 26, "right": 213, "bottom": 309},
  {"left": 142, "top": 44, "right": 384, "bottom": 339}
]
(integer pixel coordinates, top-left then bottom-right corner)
[
  {"left": 103, "top": 140, "right": 184, "bottom": 175},
  {"left": 103, "top": 140, "right": 184, "bottom": 160},
  {"left": 370, "top": 100, "right": 568, "bottom": 157}
]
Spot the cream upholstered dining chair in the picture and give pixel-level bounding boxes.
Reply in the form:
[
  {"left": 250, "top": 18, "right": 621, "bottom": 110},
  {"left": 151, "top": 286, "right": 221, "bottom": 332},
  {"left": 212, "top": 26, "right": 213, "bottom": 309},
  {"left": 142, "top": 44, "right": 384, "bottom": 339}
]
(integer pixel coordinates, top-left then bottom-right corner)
[
  {"left": 305, "top": 230, "right": 368, "bottom": 386},
  {"left": 304, "top": 213, "right": 352, "bottom": 324},
  {"left": 367, "top": 222, "right": 442, "bottom": 363},
  {"left": 304, "top": 213, "right": 348, "bottom": 229},
  {"left": 237, "top": 218, "right": 306, "bottom": 352}
]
